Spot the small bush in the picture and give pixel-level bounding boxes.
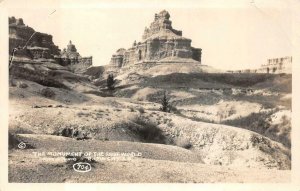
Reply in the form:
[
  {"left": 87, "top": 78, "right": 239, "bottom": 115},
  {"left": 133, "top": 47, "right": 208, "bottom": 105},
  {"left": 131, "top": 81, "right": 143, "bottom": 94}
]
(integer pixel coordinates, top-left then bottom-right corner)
[
  {"left": 41, "top": 87, "right": 55, "bottom": 98},
  {"left": 132, "top": 116, "right": 168, "bottom": 144},
  {"left": 18, "top": 82, "right": 28, "bottom": 88},
  {"left": 53, "top": 127, "right": 90, "bottom": 140},
  {"left": 160, "top": 91, "right": 171, "bottom": 113},
  {"left": 107, "top": 74, "right": 116, "bottom": 90},
  {"left": 137, "top": 107, "right": 145, "bottom": 114}
]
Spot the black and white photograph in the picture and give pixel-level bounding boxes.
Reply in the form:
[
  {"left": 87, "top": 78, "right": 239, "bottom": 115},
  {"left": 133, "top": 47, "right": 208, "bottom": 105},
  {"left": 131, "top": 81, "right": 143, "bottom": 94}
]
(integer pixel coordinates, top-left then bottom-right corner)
[{"left": 0, "top": 0, "right": 299, "bottom": 189}]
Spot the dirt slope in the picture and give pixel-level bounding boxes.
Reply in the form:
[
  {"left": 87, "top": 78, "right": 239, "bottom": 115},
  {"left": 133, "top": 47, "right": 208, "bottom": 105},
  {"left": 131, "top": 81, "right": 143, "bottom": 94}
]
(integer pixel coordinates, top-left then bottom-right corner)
[
  {"left": 9, "top": 134, "right": 290, "bottom": 183},
  {"left": 9, "top": 80, "right": 291, "bottom": 170},
  {"left": 8, "top": 60, "right": 292, "bottom": 182}
]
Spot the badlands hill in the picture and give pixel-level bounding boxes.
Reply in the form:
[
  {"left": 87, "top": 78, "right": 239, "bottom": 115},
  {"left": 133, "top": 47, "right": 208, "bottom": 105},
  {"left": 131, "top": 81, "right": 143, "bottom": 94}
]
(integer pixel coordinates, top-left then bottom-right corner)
[{"left": 9, "top": 58, "right": 291, "bottom": 182}]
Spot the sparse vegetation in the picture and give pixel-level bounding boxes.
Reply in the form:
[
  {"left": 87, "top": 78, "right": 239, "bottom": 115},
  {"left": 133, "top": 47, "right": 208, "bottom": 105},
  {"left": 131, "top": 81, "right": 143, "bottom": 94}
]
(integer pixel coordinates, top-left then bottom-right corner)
[
  {"left": 223, "top": 110, "right": 291, "bottom": 148},
  {"left": 107, "top": 74, "right": 116, "bottom": 90},
  {"left": 132, "top": 116, "right": 169, "bottom": 144},
  {"left": 160, "top": 91, "right": 171, "bottom": 112},
  {"left": 11, "top": 64, "right": 69, "bottom": 89},
  {"left": 223, "top": 111, "right": 273, "bottom": 134},
  {"left": 53, "top": 127, "right": 90, "bottom": 140},
  {"left": 18, "top": 82, "right": 28, "bottom": 88},
  {"left": 137, "top": 107, "right": 145, "bottom": 114},
  {"left": 41, "top": 87, "right": 55, "bottom": 98}
]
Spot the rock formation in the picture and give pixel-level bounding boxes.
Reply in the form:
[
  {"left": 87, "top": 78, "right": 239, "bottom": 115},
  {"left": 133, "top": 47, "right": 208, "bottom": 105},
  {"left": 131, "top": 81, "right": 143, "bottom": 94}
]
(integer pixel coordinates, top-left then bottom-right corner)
[
  {"left": 110, "top": 10, "right": 202, "bottom": 67},
  {"left": 260, "top": 56, "right": 292, "bottom": 74},
  {"left": 9, "top": 16, "right": 60, "bottom": 59},
  {"left": 9, "top": 17, "right": 92, "bottom": 71},
  {"left": 55, "top": 40, "right": 93, "bottom": 68},
  {"left": 227, "top": 56, "right": 292, "bottom": 74}
]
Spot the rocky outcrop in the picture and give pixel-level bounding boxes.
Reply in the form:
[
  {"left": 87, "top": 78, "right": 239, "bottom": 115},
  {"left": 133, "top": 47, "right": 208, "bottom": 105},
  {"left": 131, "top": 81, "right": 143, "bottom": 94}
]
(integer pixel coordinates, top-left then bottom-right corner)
[
  {"left": 55, "top": 41, "right": 93, "bottom": 69},
  {"left": 110, "top": 10, "right": 202, "bottom": 67},
  {"left": 9, "top": 17, "right": 93, "bottom": 73},
  {"left": 9, "top": 17, "right": 60, "bottom": 59}
]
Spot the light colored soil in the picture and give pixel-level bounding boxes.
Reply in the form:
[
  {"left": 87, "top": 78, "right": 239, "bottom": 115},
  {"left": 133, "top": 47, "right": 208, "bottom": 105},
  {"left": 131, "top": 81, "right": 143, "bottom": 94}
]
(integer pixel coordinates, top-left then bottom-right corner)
[
  {"left": 8, "top": 134, "right": 290, "bottom": 183},
  {"left": 9, "top": 93, "right": 291, "bottom": 170},
  {"left": 8, "top": 62, "right": 292, "bottom": 182}
]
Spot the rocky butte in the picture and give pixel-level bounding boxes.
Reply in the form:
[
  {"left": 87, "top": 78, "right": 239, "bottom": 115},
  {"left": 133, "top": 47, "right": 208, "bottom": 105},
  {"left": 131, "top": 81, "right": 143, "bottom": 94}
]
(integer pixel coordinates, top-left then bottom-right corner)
[
  {"left": 227, "top": 56, "right": 292, "bottom": 74},
  {"left": 55, "top": 40, "right": 93, "bottom": 70},
  {"left": 110, "top": 10, "right": 202, "bottom": 67},
  {"left": 9, "top": 17, "right": 60, "bottom": 59},
  {"left": 9, "top": 17, "right": 92, "bottom": 71}
]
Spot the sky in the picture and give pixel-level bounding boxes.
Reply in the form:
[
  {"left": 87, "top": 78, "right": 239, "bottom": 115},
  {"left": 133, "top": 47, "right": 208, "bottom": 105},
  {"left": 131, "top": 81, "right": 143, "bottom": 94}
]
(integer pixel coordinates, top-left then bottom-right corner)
[{"left": 3, "top": 0, "right": 295, "bottom": 70}]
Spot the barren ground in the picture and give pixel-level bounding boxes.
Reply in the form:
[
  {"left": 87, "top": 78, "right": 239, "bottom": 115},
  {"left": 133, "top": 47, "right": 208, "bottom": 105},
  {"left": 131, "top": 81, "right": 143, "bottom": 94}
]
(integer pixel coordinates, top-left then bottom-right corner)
[{"left": 8, "top": 60, "right": 292, "bottom": 183}]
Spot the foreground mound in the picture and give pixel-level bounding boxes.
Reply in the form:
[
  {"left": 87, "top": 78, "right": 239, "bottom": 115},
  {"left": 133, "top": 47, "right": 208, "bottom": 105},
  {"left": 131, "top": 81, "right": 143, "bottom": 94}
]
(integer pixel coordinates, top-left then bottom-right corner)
[{"left": 8, "top": 134, "right": 290, "bottom": 183}]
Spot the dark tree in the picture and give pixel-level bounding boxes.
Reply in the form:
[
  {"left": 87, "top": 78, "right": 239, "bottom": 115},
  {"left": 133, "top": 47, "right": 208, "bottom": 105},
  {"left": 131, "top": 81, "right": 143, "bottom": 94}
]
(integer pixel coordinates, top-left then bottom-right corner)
[
  {"left": 160, "top": 91, "right": 171, "bottom": 112},
  {"left": 107, "top": 74, "right": 115, "bottom": 90}
]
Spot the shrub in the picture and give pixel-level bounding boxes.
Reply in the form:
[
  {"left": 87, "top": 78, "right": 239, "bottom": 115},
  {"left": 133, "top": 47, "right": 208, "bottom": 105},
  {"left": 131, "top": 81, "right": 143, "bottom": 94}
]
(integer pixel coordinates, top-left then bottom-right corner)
[
  {"left": 132, "top": 116, "right": 168, "bottom": 144},
  {"left": 41, "top": 87, "right": 55, "bottom": 98},
  {"left": 53, "top": 127, "right": 90, "bottom": 140},
  {"left": 160, "top": 91, "right": 171, "bottom": 112},
  {"left": 18, "top": 82, "right": 28, "bottom": 88},
  {"left": 107, "top": 74, "right": 116, "bottom": 90},
  {"left": 137, "top": 107, "right": 145, "bottom": 114}
]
